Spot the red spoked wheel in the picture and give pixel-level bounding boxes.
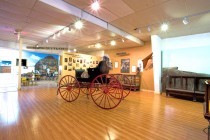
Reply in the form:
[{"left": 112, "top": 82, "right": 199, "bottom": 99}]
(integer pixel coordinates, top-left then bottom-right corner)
[
  {"left": 58, "top": 75, "right": 80, "bottom": 102},
  {"left": 89, "top": 74, "right": 123, "bottom": 109},
  {"left": 113, "top": 74, "right": 131, "bottom": 99}
]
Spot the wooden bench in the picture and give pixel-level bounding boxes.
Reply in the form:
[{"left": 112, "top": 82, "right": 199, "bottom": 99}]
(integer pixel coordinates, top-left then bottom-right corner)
[{"left": 166, "top": 76, "right": 210, "bottom": 101}]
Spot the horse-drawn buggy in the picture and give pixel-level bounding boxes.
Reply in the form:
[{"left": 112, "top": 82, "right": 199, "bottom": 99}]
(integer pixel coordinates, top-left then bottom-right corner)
[{"left": 57, "top": 60, "right": 132, "bottom": 109}]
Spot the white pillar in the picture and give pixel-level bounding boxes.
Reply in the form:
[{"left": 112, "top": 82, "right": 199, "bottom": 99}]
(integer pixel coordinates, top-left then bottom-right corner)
[
  {"left": 18, "top": 38, "right": 22, "bottom": 90},
  {"left": 151, "top": 35, "right": 162, "bottom": 94}
]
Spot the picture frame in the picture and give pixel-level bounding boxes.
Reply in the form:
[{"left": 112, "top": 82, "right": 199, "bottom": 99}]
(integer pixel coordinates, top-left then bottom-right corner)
[
  {"left": 114, "top": 62, "right": 118, "bottom": 68},
  {"left": 121, "top": 59, "right": 130, "bottom": 73}
]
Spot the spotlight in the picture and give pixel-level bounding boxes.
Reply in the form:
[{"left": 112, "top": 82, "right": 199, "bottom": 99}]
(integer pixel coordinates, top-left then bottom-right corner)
[
  {"left": 138, "top": 28, "right": 141, "bottom": 33},
  {"left": 95, "top": 43, "right": 102, "bottom": 48},
  {"left": 74, "top": 20, "right": 83, "bottom": 30},
  {"left": 68, "top": 26, "right": 72, "bottom": 31},
  {"left": 53, "top": 34, "right": 56, "bottom": 39},
  {"left": 91, "top": 0, "right": 100, "bottom": 11},
  {"left": 45, "top": 39, "right": 48, "bottom": 43},
  {"left": 73, "top": 49, "right": 77, "bottom": 52},
  {"left": 161, "top": 23, "right": 169, "bottom": 32},
  {"left": 110, "top": 40, "right": 116, "bottom": 46},
  {"left": 62, "top": 27, "right": 68, "bottom": 34},
  {"left": 183, "top": 17, "right": 189, "bottom": 25},
  {"left": 57, "top": 31, "right": 61, "bottom": 37},
  {"left": 122, "top": 38, "right": 125, "bottom": 42},
  {"left": 147, "top": 26, "right": 151, "bottom": 32},
  {"left": 36, "top": 44, "right": 39, "bottom": 47}
]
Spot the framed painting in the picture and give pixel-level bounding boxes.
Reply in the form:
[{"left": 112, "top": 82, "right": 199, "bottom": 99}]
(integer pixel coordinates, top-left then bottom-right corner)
[{"left": 121, "top": 59, "right": 130, "bottom": 73}]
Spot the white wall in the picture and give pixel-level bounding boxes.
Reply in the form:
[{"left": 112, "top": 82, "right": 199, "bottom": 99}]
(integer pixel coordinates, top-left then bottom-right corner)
[
  {"left": 151, "top": 35, "right": 162, "bottom": 94},
  {"left": 162, "top": 32, "right": 210, "bottom": 74}
]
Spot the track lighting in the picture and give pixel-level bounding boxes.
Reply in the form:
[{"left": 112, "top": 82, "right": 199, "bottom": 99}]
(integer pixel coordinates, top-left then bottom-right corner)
[
  {"left": 110, "top": 40, "right": 116, "bottom": 46},
  {"left": 147, "top": 26, "right": 151, "bottom": 32},
  {"left": 57, "top": 31, "right": 61, "bottom": 37},
  {"left": 183, "top": 17, "right": 189, "bottom": 25},
  {"left": 53, "top": 34, "right": 56, "bottom": 39},
  {"left": 95, "top": 43, "right": 102, "bottom": 48},
  {"left": 74, "top": 20, "right": 83, "bottom": 30}
]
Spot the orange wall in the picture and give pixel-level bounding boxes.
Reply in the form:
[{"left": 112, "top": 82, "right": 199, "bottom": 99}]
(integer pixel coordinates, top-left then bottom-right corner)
[{"left": 105, "top": 42, "right": 154, "bottom": 91}]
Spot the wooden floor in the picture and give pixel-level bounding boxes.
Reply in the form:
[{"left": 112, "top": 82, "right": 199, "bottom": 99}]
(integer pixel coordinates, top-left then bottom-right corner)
[{"left": 0, "top": 85, "right": 208, "bottom": 140}]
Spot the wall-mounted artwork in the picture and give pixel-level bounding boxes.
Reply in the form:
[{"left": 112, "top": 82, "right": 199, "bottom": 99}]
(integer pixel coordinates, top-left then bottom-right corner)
[
  {"left": 64, "top": 65, "right": 67, "bottom": 70},
  {"left": 0, "top": 60, "right": 12, "bottom": 73},
  {"left": 121, "top": 59, "right": 130, "bottom": 73},
  {"left": 114, "top": 62, "right": 118, "bottom": 68},
  {"left": 68, "top": 62, "right": 72, "bottom": 66}
]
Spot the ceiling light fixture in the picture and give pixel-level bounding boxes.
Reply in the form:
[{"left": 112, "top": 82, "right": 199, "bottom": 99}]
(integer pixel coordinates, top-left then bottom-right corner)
[
  {"left": 122, "top": 38, "right": 125, "bottom": 42},
  {"left": 73, "top": 49, "right": 77, "bottom": 52},
  {"left": 161, "top": 23, "right": 169, "bottom": 32},
  {"left": 110, "top": 40, "right": 116, "bottom": 46},
  {"left": 57, "top": 31, "right": 61, "bottom": 37},
  {"left": 62, "top": 27, "right": 67, "bottom": 34},
  {"left": 147, "top": 26, "right": 151, "bottom": 32},
  {"left": 91, "top": 0, "right": 100, "bottom": 11},
  {"left": 183, "top": 17, "right": 189, "bottom": 25},
  {"left": 53, "top": 34, "right": 56, "bottom": 39},
  {"left": 45, "top": 39, "right": 48, "bottom": 43},
  {"left": 74, "top": 20, "right": 83, "bottom": 30},
  {"left": 95, "top": 43, "right": 102, "bottom": 48}
]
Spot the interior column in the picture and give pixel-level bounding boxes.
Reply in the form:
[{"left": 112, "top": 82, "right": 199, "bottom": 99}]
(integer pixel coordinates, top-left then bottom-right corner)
[
  {"left": 151, "top": 35, "right": 162, "bottom": 94},
  {"left": 18, "top": 38, "right": 22, "bottom": 90}
]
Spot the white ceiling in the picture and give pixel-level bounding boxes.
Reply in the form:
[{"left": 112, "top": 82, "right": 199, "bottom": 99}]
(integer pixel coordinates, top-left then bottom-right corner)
[{"left": 0, "top": 0, "right": 210, "bottom": 54}]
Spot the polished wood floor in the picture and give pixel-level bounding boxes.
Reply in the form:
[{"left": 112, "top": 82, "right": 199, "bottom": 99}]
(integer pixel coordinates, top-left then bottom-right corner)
[{"left": 0, "top": 84, "right": 208, "bottom": 140}]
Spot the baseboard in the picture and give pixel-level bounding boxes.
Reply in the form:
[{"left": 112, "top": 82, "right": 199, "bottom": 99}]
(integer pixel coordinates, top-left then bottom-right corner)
[{"left": 140, "top": 89, "right": 154, "bottom": 93}]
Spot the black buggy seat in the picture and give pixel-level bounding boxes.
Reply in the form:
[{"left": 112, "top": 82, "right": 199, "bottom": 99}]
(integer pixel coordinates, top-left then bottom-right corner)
[{"left": 76, "top": 60, "right": 110, "bottom": 83}]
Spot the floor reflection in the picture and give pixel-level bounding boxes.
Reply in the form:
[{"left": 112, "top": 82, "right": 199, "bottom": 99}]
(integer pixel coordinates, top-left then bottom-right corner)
[{"left": 0, "top": 92, "right": 19, "bottom": 125}]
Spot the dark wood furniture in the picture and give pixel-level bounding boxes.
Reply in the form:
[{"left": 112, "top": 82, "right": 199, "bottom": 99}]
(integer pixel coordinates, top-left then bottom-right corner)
[
  {"left": 204, "top": 80, "right": 210, "bottom": 120},
  {"left": 124, "top": 74, "right": 140, "bottom": 91},
  {"left": 166, "top": 76, "right": 210, "bottom": 101}
]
